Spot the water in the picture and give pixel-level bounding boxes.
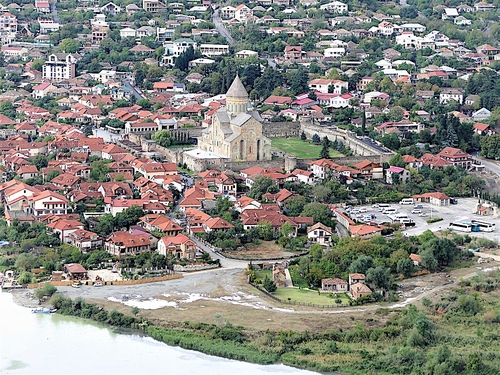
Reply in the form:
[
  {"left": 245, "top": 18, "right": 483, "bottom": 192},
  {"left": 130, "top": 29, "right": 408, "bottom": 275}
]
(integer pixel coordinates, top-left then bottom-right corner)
[{"left": 0, "top": 292, "right": 318, "bottom": 375}]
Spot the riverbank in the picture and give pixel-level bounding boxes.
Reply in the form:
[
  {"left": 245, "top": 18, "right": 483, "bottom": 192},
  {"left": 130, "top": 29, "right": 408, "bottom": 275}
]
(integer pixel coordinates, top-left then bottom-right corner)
[{"left": 9, "top": 265, "right": 500, "bottom": 374}]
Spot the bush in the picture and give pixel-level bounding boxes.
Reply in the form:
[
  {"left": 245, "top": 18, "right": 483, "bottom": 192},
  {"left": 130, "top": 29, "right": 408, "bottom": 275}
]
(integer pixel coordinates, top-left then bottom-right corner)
[
  {"left": 262, "top": 275, "right": 277, "bottom": 293},
  {"left": 34, "top": 283, "right": 57, "bottom": 301},
  {"left": 427, "top": 217, "right": 443, "bottom": 224}
]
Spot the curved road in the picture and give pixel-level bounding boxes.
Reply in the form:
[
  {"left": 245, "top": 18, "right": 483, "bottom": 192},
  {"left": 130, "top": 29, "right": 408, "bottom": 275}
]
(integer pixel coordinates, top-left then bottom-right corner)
[
  {"left": 212, "top": 9, "right": 234, "bottom": 45},
  {"left": 50, "top": 0, "right": 60, "bottom": 23},
  {"left": 123, "top": 80, "right": 146, "bottom": 101}
]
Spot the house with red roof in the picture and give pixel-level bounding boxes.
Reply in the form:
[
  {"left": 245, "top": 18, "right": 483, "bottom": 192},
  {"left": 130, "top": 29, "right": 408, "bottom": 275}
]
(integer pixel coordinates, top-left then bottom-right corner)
[
  {"left": 66, "top": 229, "right": 102, "bottom": 253},
  {"left": 17, "top": 165, "right": 38, "bottom": 180},
  {"left": 309, "top": 158, "right": 340, "bottom": 180},
  {"left": 64, "top": 263, "right": 88, "bottom": 280},
  {"left": 412, "top": 192, "right": 450, "bottom": 206},
  {"left": 352, "top": 160, "right": 383, "bottom": 180},
  {"left": 139, "top": 214, "right": 183, "bottom": 236},
  {"left": 402, "top": 155, "right": 422, "bottom": 169},
  {"left": 264, "top": 95, "right": 292, "bottom": 106},
  {"left": 350, "top": 224, "right": 383, "bottom": 239},
  {"left": 202, "top": 217, "right": 234, "bottom": 232},
  {"left": 47, "top": 219, "right": 84, "bottom": 242},
  {"left": 157, "top": 234, "right": 197, "bottom": 260},
  {"left": 473, "top": 122, "right": 493, "bottom": 135},
  {"left": 307, "top": 222, "right": 333, "bottom": 246},
  {"left": 27, "top": 190, "right": 69, "bottom": 218},
  {"left": 436, "top": 147, "right": 472, "bottom": 168},
  {"left": 419, "top": 153, "right": 451, "bottom": 170},
  {"left": 105, "top": 231, "right": 151, "bottom": 257}
]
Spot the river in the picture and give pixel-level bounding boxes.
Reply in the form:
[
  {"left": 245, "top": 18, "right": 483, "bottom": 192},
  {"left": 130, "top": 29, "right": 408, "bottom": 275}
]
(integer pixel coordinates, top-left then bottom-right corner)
[{"left": 0, "top": 292, "right": 318, "bottom": 375}]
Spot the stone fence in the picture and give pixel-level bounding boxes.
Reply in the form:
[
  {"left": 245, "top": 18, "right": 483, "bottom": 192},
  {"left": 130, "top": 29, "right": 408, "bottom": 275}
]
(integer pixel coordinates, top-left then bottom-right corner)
[{"left": 173, "top": 264, "right": 219, "bottom": 272}]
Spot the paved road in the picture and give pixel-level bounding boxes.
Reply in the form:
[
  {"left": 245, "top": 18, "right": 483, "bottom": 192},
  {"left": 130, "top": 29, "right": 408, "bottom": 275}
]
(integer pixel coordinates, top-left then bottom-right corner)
[
  {"left": 475, "top": 157, "right": 500, "bottom": 177},
  {"left": 123, "top": 80, "right": 145, "bottom": 101},
  {"left": 212, "top": 9, "right": 234, "bottom": 45},
  {"left": 50, "top": 0, "right": 60, "bottom": 23},
  {"left": 190, "top": 236, "right": 248, "bottom": 269}
]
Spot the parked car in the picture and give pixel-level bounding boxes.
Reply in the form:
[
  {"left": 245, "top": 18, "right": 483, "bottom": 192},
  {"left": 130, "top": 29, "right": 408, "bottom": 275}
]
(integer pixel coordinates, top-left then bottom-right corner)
[
  {"left": 359, "top": 208, "right": 368, "bottom": 213},
  {"left": 419, "top": 212, "right": 428, "bottom": 217},
  {"left": 414, "top": 204, "right": 423, "bottom": 209},
  {"left": 411, "top": 209, "right": 422, "bottom": 214},
  {"left": 93, "top": 282, "right": 103, "bottom": 287},
  {"left": 450, "top": 198, "right": 458, "bottom": 204},
  {"left": 351, "top": 209, "right": 360, "bottom": 215}
]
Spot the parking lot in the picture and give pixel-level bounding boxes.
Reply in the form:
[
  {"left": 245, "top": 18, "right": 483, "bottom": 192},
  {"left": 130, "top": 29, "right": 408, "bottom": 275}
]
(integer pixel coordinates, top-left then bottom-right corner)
[{"left": 344, "top": 198, "right": 500, "bottom": 241}]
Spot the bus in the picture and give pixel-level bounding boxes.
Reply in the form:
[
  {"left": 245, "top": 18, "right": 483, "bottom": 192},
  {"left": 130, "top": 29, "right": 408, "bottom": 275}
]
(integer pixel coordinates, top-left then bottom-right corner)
[
  {"left": 470, "top": 220, "right": 496, "bottom": 232},
  {"left": 449, "top": 222, "right": 480, "bottom": 232}
]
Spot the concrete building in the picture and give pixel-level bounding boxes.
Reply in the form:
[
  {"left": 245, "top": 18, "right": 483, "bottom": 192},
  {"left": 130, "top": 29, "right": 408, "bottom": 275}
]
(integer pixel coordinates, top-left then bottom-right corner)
[{"left": 42, "top": 53, "right": 78, "bottom": 81}]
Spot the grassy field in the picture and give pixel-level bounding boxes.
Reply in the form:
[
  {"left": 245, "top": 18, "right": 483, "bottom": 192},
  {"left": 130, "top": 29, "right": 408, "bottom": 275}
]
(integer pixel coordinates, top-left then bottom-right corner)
[
  {"left": 271, "top": 137, "right": 343, "bottom": 159},
  {"left": 254, "top": 270, "right": 272, "bottom": 282},
  {"left": 274, "top": 288, "right": 350, "bottom": 305}
]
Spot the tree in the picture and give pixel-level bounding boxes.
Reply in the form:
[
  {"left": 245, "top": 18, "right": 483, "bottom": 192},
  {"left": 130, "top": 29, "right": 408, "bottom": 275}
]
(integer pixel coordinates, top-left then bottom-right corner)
[
  {"left": 17, "top": 272, "right": 33, "bottom": 285},
  {"left": 45, "top": 169, "right": 61, "bottom": 182},
  {"left": 320, "top": 144, "right": 330, "bottom": 159},
  {"left": 397, "top": 258, "right": 415, "bottom": 278},
  {"left": 389, "top": 153, "right": 406, "bottom": 168},
  {"left": 312, "top": 133, "right": 321, "bottom": 144},
  {"left": 285, "top": 195, "right": 306, "bottom": 216},
  {"left": 256, "top": 220, "right": 273, "bottom": 241},
  {"left": 366, "top": 266, "right": 390, "bottom": 290},
  {"left": 32, "top": 154, "right": 48, "bottom": 170},
  {"left": 300, "top": 131, "right": 307, "bottom": 141},
  {"left": 131, "top": 306, "right": 140, "bottom": 316},
  {"left": 15, "top": 253, "right": 37, "bottom": 272},
  {"left": 301, "top": 202, "right": 333, "bottom": 226},
  {"left": 349, "top": 255, "right": 374, "bottom": 275},
  {"left": 247, "top": 176, "right": 276, "bottom": 200},
  {"left": 290, "top": 66, "right": 309, "bottom": 95},
  {"left": 34, "top": 283, "right": 57, "bottom": 303},
  {"left": 59, "top": 38, "right": 80, "bottom": 53},
  {"left": 419, "top": 248, "right": 438, "bottom": 272},
  {"left": 151, "top": 130, "right": 173, "bottom": 147},
  {"left": 280, "top": 221, "right": 294, "bottom": 238},
  {"left": 263, "top": 275, "right": 277, "bottom": 292}
]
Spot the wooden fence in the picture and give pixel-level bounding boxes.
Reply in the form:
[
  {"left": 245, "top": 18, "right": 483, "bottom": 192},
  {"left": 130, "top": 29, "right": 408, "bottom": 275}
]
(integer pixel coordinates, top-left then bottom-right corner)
[{"left": 27, "top": 274, "right": 183, "bottom": 289}]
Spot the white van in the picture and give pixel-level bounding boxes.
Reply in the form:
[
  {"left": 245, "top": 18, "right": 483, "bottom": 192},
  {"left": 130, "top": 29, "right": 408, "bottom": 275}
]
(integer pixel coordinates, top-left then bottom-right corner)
[
  {"left": 378, "top": 203, "right": 390, "bottom": 211},
  {"left": 383, "top": 208, "right": 398, "bottom": 215},
  {"left": 395, "top": 213, "right": 409, "bottom": 219},
  {"left": 399, "top": 198, "right": 414, "bottom": 205}
]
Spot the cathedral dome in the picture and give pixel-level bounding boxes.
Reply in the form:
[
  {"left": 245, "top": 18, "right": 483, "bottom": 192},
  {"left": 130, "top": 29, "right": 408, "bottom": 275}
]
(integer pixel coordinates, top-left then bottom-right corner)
[
  {"left": 226, "top": 75, "right": 248, "bottom": 100},
  {"left": 226, "top": 75, "right": 249, "bottom": 115}
]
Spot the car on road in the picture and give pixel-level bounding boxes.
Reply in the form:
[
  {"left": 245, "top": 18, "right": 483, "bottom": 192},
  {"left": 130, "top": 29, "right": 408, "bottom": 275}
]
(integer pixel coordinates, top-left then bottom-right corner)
[
  {"left": 418, "top": 212, "right": 428, "bottom": 217},
  {"left": 412, "top": 209, "right": 422, "bottom": 214},
  {"left": 350, "top": 209, "right": 360, "bottom": 215},
  {"left": 359, "top": 208, "right": 368, "bottom": 213}
]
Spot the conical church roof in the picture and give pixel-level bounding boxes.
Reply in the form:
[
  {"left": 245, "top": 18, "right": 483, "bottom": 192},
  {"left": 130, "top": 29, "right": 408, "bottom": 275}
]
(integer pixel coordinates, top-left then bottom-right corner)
[{"left": 226, "top": 75, "right": 248, "bottom": 99}]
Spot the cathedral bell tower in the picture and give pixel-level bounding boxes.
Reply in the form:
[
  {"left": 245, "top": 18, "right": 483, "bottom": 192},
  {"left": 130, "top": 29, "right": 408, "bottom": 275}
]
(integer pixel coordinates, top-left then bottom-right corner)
[{"left": 225, "top": 75, "right": 249, "bottom": 116}]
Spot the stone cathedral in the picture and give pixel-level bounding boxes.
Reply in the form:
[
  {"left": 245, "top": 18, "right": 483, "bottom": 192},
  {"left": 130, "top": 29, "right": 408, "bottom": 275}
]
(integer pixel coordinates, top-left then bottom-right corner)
[{"left": 198, "top": 75, "right": 271, "bottom": 161}]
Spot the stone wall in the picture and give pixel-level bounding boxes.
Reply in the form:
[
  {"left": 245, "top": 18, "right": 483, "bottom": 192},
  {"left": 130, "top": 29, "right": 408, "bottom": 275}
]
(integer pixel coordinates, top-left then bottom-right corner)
[
  {"left": 263, "top": 121, "right": 300, "bottom": 138},
  {"left": 300, "top": 121, "right": 394, "bottom": 157}
]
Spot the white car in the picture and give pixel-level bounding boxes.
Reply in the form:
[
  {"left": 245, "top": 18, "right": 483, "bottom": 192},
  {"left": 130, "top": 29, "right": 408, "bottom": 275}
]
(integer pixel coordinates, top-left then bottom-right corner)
[
  {"left": 411, "top": 209, "right": 422, "bottom": 214},
  {"left": 359, "top": 208, "right": 368, "bottom": 213},
  {"left": 418, "top": 212, "right": 428, "bottom": 217},
  {"left": 351, "top": 209, "right": 360, "bottom": 215}
]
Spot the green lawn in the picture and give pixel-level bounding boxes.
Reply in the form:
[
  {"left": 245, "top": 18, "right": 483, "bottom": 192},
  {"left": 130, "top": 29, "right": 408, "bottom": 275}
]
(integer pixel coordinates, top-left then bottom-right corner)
[
  {"left": 273, "top": 287, "right": 350, "bottom": 306},
  {"left": 255, "top": 270, "right": 272, "bottom": 282},
  {"left": 271, "top": 137, "right": 343, "bottom": 159}
]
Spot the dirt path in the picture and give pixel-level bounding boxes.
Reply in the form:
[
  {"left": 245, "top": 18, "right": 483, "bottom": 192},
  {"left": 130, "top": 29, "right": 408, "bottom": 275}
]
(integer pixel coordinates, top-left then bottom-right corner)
[{"left": 13, "top": 261, "right": 499, "bottom": 333}]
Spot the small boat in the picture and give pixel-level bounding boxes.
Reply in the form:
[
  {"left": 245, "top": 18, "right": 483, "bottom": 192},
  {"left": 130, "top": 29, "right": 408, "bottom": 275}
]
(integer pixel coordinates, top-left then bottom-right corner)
[
  {"left": 32, "top": 308, "right": 57, "bottom": 314},
  {"left": 72, "top": 282, "right": 81, "bottom": 288}
]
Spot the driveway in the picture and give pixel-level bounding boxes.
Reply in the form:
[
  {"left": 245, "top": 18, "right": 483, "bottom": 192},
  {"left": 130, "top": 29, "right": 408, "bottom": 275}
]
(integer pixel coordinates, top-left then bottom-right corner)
[{"left": 212, "top": 10, "right": 234, "bottom": 45}]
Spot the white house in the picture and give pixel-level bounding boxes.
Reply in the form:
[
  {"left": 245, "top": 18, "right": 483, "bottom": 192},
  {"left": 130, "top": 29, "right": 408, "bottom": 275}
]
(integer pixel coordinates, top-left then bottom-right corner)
[
  {"left": 439, "top": 88, "right": 464, "bottom": 104},
  {"left": 324, "top": 47, "right": 346, "bottom": 58},
  {"left": 442, "top": 8, "right": 459, "bottom": 20},
  {"left": 308, "top": 79, "right": 348, "bottom": 94},
  {"left": 307, "top": 223, "right": 333, "bottom": 246},
  {"left": 319, "top": 1, "right": 348, "bottom": 13},
  {"left": 472, "top": 108, "right": 491, "bottom": 121},
  {"left": 120, "top": 27, "right": 136, "bottom": 38},
  {"left": 400, "top": 23, "right": 426, "bottom": 33}
]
